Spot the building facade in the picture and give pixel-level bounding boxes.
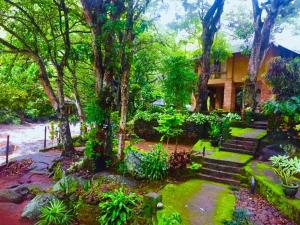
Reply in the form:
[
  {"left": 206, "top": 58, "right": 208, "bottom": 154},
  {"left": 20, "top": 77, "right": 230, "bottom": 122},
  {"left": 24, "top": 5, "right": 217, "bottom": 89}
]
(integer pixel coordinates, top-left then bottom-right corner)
[{"left": 194, "top": 43, "right": 300, "bottom": 112}]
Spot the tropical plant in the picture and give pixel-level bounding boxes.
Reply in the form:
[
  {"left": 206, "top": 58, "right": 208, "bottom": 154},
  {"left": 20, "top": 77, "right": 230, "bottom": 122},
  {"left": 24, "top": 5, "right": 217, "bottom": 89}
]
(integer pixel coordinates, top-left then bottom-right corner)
[
  {"left": 36, "top": 199, "right": 73, "bottom": 225},
  {"left": 270, "top": 155, "right": 300, "bottom": 186},
  {"left": 159, "top": 212, "right": 182, "bottom": 225},
  {"left": 141, "top": 144, "right": 169, "bottom": 180},
  {"left": 280, "top": 143, "right": 298, "bottom": 157},
  {"left": 169, "top": 151, "right": 191, "bottom": 172},
  {"left": 155, "top": 109, "right": 185, "bottom": 147},
  {"left": 98, "top": 188, "right": 141, "bottom": 225},
  {"left": 59, "top": 176, "right": 78, "bottom": 195},
  {"left": 223, "top": 208, "right": 252, "bottom": 225},
  {"left": 186, "top": 113, "right": 208, "bottom": 125}
]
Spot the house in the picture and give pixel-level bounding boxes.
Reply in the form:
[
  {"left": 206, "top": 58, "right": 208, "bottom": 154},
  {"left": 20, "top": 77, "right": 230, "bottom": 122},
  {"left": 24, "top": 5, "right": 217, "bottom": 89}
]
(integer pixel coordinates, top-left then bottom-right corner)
[{"left": 193, "top": 43, "right": 300, "bottom": 112}]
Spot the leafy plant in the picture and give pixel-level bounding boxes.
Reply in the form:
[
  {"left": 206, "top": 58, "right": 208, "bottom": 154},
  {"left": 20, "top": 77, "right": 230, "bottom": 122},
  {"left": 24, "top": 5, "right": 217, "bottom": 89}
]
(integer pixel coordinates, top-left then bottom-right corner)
[
  {"left": 209, "top": 123, "right": 222, "bottom": 141},
  {"left": 53, "top": 163, "right": 65, "bottom": 182},
  {"left": 98, "top": 188, "right": 141, "bottom": 225},
  {"left": 155, "top": 109, "right": 185, "bottom": 147},
  {"left": 186, "top": 113, "right": 208, "bottom": 125},
  {"left": 59, "top": 176, "right": 78, "bottom": 195},
  {"left": 159, "top": 212, "right": 182, "bottom": 225},
  {"left": 36, "top": 199, "right": 73, "bottom": 225},
  {"left": 141, "top": 144, "right": 169, "bottom": 180},
  {"left": 188, "top": 162, "right": 202, "bottom": 170},
  {"left": 280, "top": 143, "right": 298, "bottom": 157},
  {"left": 270, "top": 155, "right": 300, "bottom": 186},
  {"left": 169, "top": 151, "right": 191, "bottom": 172},
  {"left": 223, "top": 208, "right": 252, "bottom": 225},
  {"left": 84, "top": 128, "right": 101, "bottom": 159}
]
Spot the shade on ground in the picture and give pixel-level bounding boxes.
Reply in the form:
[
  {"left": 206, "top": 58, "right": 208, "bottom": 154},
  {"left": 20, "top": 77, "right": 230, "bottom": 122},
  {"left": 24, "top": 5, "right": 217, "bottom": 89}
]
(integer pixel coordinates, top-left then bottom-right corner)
[
  {"left": 206, "top": 151, "right": 253, "bottom": 164},
  {"left": 157, "top": 180, "right": 235, "bottom": 225},
  {"left": 231, "top": 127, "right": 267, "bottom": 140}
]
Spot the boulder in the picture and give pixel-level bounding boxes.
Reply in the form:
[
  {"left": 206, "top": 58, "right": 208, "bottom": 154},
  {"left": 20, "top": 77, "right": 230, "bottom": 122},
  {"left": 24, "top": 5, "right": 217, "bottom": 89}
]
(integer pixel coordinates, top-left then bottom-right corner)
[
  {"left": 258, "top": 145, "right": 286, "bottom": 161},
  {"left": 0, "top": 144, "right": 16, "bottom": 156},
  {"left": 93, "top": 172, "right": 138, "bottom": 188},
  {"left": 143, "top": 192, "right": 163, "bottom": 218},
  {"left": 0, "top": 184, "right": 31, "bottom": 203},
  {"left": 21, "top": 193, "right": 57, "bottom": 220},
  {"left": 125, "top": 150, "right": 145, "bottom": 178}
]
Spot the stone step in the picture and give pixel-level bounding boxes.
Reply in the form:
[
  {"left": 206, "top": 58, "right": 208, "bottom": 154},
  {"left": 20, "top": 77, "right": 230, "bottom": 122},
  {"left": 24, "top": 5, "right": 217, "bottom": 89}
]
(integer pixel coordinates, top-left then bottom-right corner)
[
  {"left": 198, "top": 172, "right": 240, "bottom": 186},
  {"left": 231, "top": 136, "right": 259, "bottom": 142},
  {"left": 200, "top": 167, "right": 239, "bottom": 180},
  {"left": 220, "top": 147, "right": 255, "bottom": 155},
  {"left": 253, "top": 121, "right": 268, "bottom": 125},
  {"left": 202, "top": 161, "right": 242, "bottom": 173},
  {"left": 222, "top": 143, "right": 256, "bottom": 151},
  {"left": 203, "top": 157, "right": 247, "bottom": 167},
  {"left": 251, "top": 125, "right": 267, "bottom": 129},
  {"left": 226, "top": 139, "right": 257, "bottom": 147}
]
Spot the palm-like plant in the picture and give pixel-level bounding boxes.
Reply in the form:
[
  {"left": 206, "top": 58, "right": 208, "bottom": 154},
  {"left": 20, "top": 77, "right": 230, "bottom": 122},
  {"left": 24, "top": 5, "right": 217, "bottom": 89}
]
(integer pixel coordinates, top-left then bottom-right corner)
[{"left": 36, "top": 199, "right": 72, "bottom": 225}]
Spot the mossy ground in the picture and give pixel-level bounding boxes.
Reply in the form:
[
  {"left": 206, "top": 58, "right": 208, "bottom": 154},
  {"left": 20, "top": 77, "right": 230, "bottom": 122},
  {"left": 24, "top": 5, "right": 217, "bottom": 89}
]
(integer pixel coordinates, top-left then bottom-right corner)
[
  {"left": 231, "top": 127, "right": 267, "bottom": 140},
  {"left": 157, "top": 180, "right": 235, "bottom": 225},
  {"left": 192, "top": 139, "right": 219, "bottom": 153},
  {"left": 244, "top": 161, "right": 300, "bottom": 223},
  {"left": 207, "top": 151, "right": 253, "bottom": 164}
]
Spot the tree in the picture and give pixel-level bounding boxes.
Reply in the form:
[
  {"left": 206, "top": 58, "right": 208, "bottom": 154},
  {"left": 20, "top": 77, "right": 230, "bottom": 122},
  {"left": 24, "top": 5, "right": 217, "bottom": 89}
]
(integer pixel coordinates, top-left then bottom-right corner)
[
  {"left": 163, "top": 55, "right": 196, "bottom": 109},
  {"left": 242, "top": 0, "right": 299, "bottom": 114},
  {"left": 182, "top": 0, "right": 225, "bottom": 112}
]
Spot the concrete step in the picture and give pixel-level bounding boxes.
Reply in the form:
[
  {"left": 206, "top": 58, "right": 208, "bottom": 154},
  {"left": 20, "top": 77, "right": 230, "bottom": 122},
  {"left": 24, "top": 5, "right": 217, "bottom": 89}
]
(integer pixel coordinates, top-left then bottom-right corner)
[
  {"left": 226, "top": 139, "right": 257, "bottom": 147},
  {"left": 222, "top": 143, "right": 256, "bottom": 151},
  {"left": 231, "top": 136, "right": 259, "bottom": 142},
  {"left": 201, "top": 167, "right": 239, "bottom": 179},
  {"left": 203, "top": 157, "right": 247, "bottom": 167},
  {"left": 202, "top": 161, "right": 242, "bottom": 173},
  {"left": 220, "top": 147, "right": 255, "bottom": 155},
  {"left": 198, "top": 172, "right": 240, "bottom": 186}
]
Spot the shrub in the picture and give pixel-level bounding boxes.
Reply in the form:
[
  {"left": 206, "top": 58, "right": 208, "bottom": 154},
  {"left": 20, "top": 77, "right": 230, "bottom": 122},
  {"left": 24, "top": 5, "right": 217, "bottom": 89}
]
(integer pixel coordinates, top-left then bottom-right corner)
[
  {"left": 98, "top": 188, "right": 141, "bottom": 225},
  {"left": 169, "top": 151, "right": 191, "bottom": 172},
  {"left": 141, "top": 144, "right": 169, "bottom": 180},
  {"left": 223, "top": 208, "right": 252, "bottom": 225},
  {"left": 270, "top": 155, "right": 300, "bottom": 186},
  {"left": 36, "top": 199, "right": 73, "bottom": 225},
  {"left": 159, "top": 212, "right": 182, "bottom": 225}
]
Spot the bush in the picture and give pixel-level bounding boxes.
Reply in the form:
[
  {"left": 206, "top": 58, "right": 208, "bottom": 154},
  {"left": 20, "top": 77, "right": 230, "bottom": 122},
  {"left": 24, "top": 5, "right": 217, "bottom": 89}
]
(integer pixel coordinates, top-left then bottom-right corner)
[
  {"left": 159, "top": 212, "right": 182, "bottom": 225},
  {"left": 36, "top": 199, "right": 73, "bottom": 225},
  {"left": 141, "top": 144, "right": 169, "bottom": 180},
  {"left": 223, "top": 208, "right": 252, "bottom": 225},
  {"left": 169, "top": 151, "right": 191, "bottom": 172},
  {"left": 98, "top": 188, "right": 141, "bottom": 225}
]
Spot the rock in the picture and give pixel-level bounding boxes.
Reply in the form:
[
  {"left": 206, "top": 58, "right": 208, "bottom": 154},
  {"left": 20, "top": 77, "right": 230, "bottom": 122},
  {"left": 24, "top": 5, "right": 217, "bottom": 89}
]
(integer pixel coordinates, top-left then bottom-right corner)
[
  {"left": 0, "top": 189, "right": 23, "bottom": 203},
  {"left": 143, "top": 192, "right": 163, "bottom": 217},
  {"left": 93, "top": 172, "right": 138, "bottom": 188},
  {"left": 258, "top": 144, "right": 286, "bottom": 161},
  {"left": 125, "top": 151, "right": 145, "bottom": 178},
  {"left": 21, "top": 193, "right": 57, "bottom": 220},
  {"left": 157, "top": 202, "right": 163, "bottom": 209},
  {"left": 0, "top": 144, "right": 16, "bottom": 156}
]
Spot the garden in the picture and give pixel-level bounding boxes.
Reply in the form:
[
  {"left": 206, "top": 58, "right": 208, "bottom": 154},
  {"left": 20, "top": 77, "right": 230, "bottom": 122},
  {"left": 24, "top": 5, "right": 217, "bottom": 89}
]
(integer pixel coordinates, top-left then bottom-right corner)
[{"left": 0, "top": 1, "right": 300, "bottom": 225}]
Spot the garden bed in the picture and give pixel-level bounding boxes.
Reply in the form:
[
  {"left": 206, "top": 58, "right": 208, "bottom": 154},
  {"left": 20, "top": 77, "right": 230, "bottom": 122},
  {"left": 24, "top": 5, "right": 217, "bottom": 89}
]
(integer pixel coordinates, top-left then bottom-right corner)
[{"left": 243, "top": 161, "right": 300, "bottom": 224}]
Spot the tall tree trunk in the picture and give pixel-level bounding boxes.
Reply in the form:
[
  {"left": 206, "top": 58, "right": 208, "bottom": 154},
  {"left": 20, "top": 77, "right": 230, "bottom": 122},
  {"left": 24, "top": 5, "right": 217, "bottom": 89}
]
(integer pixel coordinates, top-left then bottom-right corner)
[
  {"left": 196, "top": 0, "right": 225, "bottom": 112},
  {"left": 242, "top": 0, "right": 290, "bottom": 116},
  {"left": 56, "top": 66, "right": 74, "bottom": 156}
]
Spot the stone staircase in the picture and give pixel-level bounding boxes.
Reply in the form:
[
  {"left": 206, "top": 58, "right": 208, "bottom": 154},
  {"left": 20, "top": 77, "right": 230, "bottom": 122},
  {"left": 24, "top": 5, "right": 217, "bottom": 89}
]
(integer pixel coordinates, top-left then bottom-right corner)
[
  {"left": 198, "top": 137, "right": 259, "bottom": 186},
  {"left": 250, "top": 121, "right": 268, "bottom": 130}
]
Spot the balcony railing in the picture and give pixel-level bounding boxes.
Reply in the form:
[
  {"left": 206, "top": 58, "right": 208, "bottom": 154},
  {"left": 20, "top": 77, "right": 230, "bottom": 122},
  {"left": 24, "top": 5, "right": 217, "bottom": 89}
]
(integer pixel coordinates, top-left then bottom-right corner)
[{"left": 210, "top": 72, "right": 227, "bottom": 79}]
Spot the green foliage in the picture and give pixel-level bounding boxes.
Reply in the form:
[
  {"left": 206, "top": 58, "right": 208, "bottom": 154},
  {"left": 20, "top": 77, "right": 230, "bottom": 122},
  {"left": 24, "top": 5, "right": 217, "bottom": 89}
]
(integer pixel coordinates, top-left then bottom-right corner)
[
  {"left": 84, "top": 97, "right": 105, "bottom": 125},
  {"left": 159, "top": 212, "right": 182, "bottom": 225},
  {"left": 280, "top": 143, "right": 298, "bottom": 157},
  {"left": 223, "top": 208, "right": 252, "bottom": 225},
  {"left": 163, "top": 55, "right": 196, "bottom": 109},
  {"left": 36, "top": 199, "right": 73, "bottom": 225},
  {"left": 155, "top": 109, "right": 185, "bottom": 142},
  {"left": 187, "top": 162, "right": 202, "bottom": 170},
  {"left": 186, "top": 113, "right": 208, "bottom": 125},
  {"left": 53, "top": 163, "right": 65, "bottom": 182},
  {"left": 270, "top": 155, "right": 300, "bottom": 186},
  {"left": 141, "top": 144, "right": 169, "bottom": 180},
  {"left": 211, "top": 34, "right": 233, "bottom": 63},
  {"left": 84, "top": 128, "right": 101, "bottom": 159},
  {"left": 59, "top": 176, "right": 79, "bottom": 195},
  {"left": 98, "top": 188, "right": 141, "bottom": 225}
]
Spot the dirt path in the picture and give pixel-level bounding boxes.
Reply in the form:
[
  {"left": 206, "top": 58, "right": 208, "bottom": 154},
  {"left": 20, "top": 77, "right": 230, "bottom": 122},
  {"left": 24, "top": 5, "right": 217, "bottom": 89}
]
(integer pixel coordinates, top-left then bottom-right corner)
[{"left": 135, "top": 141, "right": 193, "bottom": 153}]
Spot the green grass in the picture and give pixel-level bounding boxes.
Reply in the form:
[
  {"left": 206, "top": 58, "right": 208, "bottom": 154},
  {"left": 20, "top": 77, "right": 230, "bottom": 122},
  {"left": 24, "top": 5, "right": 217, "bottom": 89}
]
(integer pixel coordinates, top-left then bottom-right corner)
[
  {"left": 213, "top": 188, "right": 236, "bottom": 224},
  {"left": 207, "top": 151, "right": 253, "bottom": 164},
  {"left": 192, "top": 139, "right": 219, "bottom": 152}
]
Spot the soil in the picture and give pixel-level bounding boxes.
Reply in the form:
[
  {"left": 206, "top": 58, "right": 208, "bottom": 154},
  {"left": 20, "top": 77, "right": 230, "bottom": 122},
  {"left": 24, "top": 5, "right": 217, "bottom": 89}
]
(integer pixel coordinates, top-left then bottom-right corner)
[
  {"left": 236, "top": 188, "right": 296, "bottom": 225},
  {"left": 134, "top": 141, "right": 193, "bottom": 153}
]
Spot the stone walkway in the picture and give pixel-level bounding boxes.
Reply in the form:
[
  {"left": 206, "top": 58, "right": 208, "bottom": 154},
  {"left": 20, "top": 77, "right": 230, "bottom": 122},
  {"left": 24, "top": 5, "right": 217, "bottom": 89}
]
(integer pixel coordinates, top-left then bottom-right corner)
[{"left": 158, "top": 180, "right": 235, "bottom": 225}]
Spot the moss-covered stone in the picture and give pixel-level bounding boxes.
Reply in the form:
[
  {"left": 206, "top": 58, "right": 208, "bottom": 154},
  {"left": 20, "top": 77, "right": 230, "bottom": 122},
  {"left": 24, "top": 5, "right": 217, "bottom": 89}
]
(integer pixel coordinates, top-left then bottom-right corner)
[
  {"left": 157, "top": 180, "right": 236, "bottom": 225},
  {"left": 207, "top": 151, "right": 253, "bottom": 164},
  {"left": 231, "top": 127, "right": 267, "bottom": 140},
  {"left": 192, "top": 139, "right": 219, "bottom": 153},
  {"left": 244, "top": 161, "right": 300, "bottom": 224}
]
